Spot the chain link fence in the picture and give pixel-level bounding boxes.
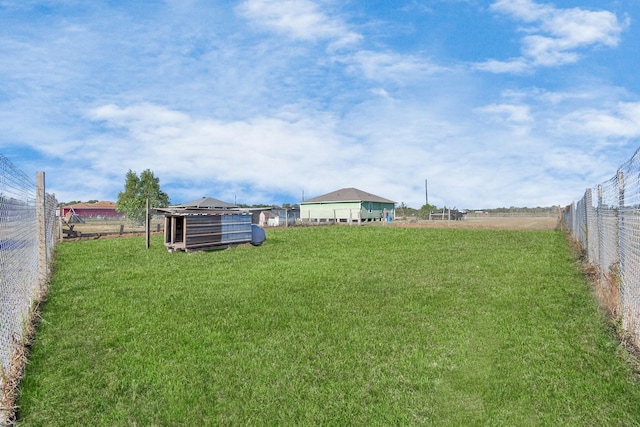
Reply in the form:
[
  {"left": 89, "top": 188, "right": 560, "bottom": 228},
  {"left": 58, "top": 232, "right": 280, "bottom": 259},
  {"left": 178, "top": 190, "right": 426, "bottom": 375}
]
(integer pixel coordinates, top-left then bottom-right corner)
[
  {"left": 563, "top": 147, "right": 640, "bottom": 345},
  {"left": 0, "top": 155, "right": 57, "bottom": 406}
]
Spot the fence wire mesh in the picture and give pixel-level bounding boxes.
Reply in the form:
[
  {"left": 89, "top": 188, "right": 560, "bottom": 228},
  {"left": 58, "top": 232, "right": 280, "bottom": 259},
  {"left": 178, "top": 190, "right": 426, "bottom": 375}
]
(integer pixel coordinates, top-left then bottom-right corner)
[
  {"left": 564, "top": 147, "right": 640, "bottom": 344},
  {"left": 0, "top": 155, "right": 56, "bottom": 393}
]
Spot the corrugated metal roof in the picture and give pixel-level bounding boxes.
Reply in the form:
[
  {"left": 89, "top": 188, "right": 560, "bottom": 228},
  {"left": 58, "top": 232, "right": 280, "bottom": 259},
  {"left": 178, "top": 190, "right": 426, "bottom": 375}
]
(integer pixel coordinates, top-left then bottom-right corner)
[
  {"left": 173, "top": 197, "right": 237, "bottom": 209},
  {"left": 157, "top": 209, "right": 250, "bottom": 216},
  {"left": 301, "top": 188, "right": 395, "bottom": 204}
]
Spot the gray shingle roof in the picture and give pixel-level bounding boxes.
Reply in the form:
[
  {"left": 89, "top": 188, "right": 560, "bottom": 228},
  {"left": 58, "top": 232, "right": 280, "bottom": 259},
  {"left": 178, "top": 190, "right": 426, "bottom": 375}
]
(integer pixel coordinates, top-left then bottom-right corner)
[
  {"left": 174, "top": 197, "right": 237, "bottom": 209},
  {"left": 301, "top": 188, "right": 394, "bottom": 204}
]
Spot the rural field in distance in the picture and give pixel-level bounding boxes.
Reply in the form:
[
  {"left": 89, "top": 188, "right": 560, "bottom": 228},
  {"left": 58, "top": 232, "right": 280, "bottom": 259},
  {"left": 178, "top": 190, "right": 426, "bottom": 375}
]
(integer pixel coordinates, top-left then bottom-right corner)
[{"left": 61, "top": 213, "right": 559, "bottom": 238}]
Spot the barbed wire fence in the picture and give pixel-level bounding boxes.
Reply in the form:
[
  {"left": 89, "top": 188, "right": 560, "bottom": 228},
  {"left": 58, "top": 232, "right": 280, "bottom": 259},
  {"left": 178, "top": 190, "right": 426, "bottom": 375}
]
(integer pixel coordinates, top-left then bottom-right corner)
[
  {"left": 563, "top": 146, "right": 640, "bottom": 347},
  {"left": 0, "top": 155, "right": 57, "bottom": 420}
]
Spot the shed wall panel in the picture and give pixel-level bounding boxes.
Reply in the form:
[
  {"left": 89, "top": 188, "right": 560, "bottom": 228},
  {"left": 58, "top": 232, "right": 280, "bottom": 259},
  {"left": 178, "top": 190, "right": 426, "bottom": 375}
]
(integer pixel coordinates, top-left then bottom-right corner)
[{"left": 164, "top": 213, "right": 253, "bottom": 251}]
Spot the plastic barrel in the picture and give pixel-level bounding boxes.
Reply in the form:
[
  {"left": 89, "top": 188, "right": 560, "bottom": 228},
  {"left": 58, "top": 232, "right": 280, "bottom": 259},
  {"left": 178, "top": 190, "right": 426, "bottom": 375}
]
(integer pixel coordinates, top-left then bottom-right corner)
[{"left": 251, "top": 224, "right": 266, "bottom": 246}]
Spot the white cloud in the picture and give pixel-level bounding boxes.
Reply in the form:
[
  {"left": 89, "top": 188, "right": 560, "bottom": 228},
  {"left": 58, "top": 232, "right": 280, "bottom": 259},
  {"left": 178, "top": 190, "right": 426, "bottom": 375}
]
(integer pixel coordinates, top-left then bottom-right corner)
[
  {"left": 500, "top": 87, "right": 601, "bottom": 105},
  {"left": 79, "top": 88, "right": 627, "bottom": 209},
  {"left": 473, "top": 58, "right": 530, "bottom": 74},
  {"left": 521, "top": 34, "right": 581, "bottom": 66},
  {"left": 370, "top": 88, "right": 391, "bottom": 99},
  {"left": 493, "top": 0, "right": 623, "bottom": 47},
  {"left": 40, "top": 87, "right": 630, "bottom": 209},
  {"left": 237, "top": 0, "right": 361, "bottom": 48},
  {"left": 90, "top": 103, "right": 191, "bottom": 128},
  {"left": 400, "top": 1, "right": 433, "bottom": 14},
  {"left": 85, "top": 102, "right": 366, "bottom": 202},
  {"left": 544, "top": 148, "right": 609, "bottom": 176},
  {"left": 477, "top": 0, "right": 626, "bottom": 72},
  {"left": 475, "top": 103, "right": 533, "bottom": 124},
  {"left": 555, "top": 102, "right": 640, "bottom": 139},
  {"left": 339, "top": 50, "right": 448, "bottom": 83},
  {"left": 488, "top": 88, "right": 640, "bottom": 146}
]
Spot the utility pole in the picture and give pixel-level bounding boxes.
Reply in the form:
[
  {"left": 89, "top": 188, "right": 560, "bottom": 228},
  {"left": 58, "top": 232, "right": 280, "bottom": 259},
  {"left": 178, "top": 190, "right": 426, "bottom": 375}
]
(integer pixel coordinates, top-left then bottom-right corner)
[{"left": 425, "top": 179, "right": 428, "bottom": 206}]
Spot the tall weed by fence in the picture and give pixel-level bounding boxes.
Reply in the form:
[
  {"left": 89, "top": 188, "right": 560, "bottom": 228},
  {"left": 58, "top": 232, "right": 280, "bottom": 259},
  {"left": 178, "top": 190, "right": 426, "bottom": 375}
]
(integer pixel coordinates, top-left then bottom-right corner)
[
  {"left": 0, "top": 155, "right": 56, "bottom": 407},
  {"left": 563, "top": 146, "right": 640, "bottom": 345}
]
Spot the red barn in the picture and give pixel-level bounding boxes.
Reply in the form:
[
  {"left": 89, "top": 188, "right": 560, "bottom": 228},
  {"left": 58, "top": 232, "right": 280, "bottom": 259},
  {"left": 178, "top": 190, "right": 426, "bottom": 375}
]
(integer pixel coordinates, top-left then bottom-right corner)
[{"left": 60, "top": 201, "right": 124, "bottom": 219}]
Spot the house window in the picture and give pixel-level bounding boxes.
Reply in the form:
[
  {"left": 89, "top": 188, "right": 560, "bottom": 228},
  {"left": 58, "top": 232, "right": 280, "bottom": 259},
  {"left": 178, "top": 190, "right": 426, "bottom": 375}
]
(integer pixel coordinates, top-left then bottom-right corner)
[{"left": 368, "top": 202, "right": 373, "bottom": 212}]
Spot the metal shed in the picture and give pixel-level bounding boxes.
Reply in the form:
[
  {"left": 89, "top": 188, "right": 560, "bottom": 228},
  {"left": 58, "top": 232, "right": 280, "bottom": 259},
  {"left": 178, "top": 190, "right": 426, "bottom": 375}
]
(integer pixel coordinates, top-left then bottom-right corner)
[{"left": 158, "top": 201, "right": 265, "bottom": 252}]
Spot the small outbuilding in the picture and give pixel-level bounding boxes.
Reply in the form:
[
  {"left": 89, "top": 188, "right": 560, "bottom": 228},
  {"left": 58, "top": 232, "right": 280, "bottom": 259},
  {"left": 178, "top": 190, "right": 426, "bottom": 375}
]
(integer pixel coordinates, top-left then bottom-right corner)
[
  {"left": 300, "top": 187, "right": 395, "bottom": 224},
  {"left": 259, "top": 210, "right": 281, "bottom": 227},
  {"left": 158, "top": 197, "right": 265, "bottom": 252},
  {"left": 258, "top": 208, "right": 301, "bottom": 227}
]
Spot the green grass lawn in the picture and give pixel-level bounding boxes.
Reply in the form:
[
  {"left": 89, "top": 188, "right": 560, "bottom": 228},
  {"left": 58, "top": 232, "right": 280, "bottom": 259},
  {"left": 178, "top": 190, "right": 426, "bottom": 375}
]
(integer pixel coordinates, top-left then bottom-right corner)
[{"left": 16, "top": 226, "right": 640, "bottom": 425}]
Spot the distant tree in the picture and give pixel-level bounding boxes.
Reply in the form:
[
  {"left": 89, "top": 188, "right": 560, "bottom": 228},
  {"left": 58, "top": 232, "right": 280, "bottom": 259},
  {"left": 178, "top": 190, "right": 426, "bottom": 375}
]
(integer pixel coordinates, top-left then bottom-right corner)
[
  {"left": 396, "top": 202, "right": 413, "bottom": 218},
  {"left": 398, "top": 202, "right": 420, "bottom": 218},
  {"left": 116, "top": 169, "right": 170, "bottom": 225},
  {"left": 418, "top": 203, "right": 438, "bottom": 219},
  {"left": 397, "top": 202, "right": 408, "bottom": 217}
]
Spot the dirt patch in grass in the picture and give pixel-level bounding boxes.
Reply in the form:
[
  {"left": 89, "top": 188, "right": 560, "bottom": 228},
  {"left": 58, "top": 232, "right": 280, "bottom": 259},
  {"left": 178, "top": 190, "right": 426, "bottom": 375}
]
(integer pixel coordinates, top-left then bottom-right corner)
[{"left": 389, "top": 216, "right": 560, "bottom": 230}]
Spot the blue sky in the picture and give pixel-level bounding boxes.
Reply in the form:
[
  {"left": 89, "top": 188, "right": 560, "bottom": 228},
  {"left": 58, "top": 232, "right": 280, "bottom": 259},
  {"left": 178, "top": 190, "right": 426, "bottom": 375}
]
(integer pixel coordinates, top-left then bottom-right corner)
[{"left": 1, "top": 0, "right": 639, "bottom": 209}]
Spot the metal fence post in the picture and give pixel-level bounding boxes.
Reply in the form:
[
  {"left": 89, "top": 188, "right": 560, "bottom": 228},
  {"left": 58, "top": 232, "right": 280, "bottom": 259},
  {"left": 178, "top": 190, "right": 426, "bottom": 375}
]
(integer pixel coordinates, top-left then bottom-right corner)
[
  {"left": 597, "top": 184, "right": 603, "bottom": 271},
  {"left": 618, "top": 171, "right": 625, "bottom": 279},
  {"left": 584, "top": 188, "right": 592, "bottom": 257},
  {"left": 36, "top": 171, "right": 47, "bottom": 286},
  {"left": 571, "top": 201, "right": 576, "bottom": 236},
  {"left": 145, "top": 198, "right": 151, "bottom": 249}
]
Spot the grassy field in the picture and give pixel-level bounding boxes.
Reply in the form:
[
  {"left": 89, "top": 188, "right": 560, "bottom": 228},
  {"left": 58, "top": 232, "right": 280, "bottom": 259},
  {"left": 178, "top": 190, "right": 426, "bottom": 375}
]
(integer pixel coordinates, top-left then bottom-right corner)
[{"left": 16, "top": 226, "right": 640, "bottom": 425}]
